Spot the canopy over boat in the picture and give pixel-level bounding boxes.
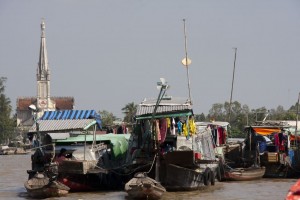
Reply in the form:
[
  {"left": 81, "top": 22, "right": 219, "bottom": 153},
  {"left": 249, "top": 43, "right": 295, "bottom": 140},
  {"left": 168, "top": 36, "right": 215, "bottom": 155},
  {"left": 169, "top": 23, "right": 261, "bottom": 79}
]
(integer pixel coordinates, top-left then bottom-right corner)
[
  {"left": 135, "top": 97, "right": 193, "bottom": 120},
  {"left": 28, "top": 110, "right": 102, "bottom": 133},
  {"left": 244, "top": 120, "right": 300, "bottom": 136}
]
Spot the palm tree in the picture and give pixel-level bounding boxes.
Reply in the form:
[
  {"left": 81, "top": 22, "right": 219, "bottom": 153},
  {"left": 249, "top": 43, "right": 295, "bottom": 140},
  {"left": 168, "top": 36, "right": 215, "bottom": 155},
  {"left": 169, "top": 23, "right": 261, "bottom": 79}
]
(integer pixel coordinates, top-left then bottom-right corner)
[{"left": 122, "top": 102, "right": 137, "bottom": 124}]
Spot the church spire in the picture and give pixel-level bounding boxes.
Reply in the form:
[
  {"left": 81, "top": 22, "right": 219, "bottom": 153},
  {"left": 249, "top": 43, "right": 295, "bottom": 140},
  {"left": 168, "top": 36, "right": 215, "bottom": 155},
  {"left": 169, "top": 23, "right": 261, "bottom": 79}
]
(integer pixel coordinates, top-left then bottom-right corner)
[
  {"left": 36, "top": 19, "right": 52, "bottom": 112},
  {"left": 37, "top": 19, "right": 50, "bottom": 81}
]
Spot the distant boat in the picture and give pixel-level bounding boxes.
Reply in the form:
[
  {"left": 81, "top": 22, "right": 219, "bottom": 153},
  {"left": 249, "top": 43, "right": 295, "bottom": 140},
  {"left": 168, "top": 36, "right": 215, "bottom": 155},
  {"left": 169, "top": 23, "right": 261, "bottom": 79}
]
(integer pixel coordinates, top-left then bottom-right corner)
[
  {"left": 223, "top": 166, "right": 266, "bottom": 181},
  {"left": 125, "top": 172, "right": 166, "bottom": 200},
  {"left": 0, "top": 146, "right": 28, "bottom": 155}
]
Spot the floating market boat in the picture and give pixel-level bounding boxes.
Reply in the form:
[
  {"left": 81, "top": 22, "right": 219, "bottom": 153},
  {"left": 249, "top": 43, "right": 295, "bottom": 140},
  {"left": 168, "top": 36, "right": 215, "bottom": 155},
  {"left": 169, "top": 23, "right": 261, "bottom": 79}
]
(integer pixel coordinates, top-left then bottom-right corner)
[
  {"left": 125, "top": 79, "right": 220, "bottom": 191},
  {"left": 244, "top": 120, "right": 300, "bottom": 178},
  {"left": 125, "top": 172, "right": 166, "bottom": 200},
  {"left": 199, "top": 121, "right": 266, "bottom": 182},
  {"left": 26, "top": 109, "right": 131, "bottom": 192}
]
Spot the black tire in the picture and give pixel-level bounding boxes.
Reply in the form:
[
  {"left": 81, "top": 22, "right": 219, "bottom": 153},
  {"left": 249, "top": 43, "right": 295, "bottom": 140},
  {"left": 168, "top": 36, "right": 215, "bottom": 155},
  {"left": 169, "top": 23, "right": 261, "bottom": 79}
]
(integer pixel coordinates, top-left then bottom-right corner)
[
  {"left": 216, "top": 166, "right": 222, "bottom": 182},
  {"left": 203, "top": 168, "right": 211, "bottom": 186},
  {"left": 210, "top": 170, "right": 215, "bottom": 185},
  {"left": 217, "top": 160, "right": 226, "bottom": 182}
]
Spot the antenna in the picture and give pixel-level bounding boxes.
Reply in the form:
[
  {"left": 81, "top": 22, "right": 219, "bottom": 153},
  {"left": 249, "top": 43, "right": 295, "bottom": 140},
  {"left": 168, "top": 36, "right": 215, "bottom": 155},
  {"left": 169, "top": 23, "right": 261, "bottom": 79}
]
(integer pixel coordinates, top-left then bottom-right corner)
[{"left": 181, "top": 19, "right": 192, "bottom": 105}]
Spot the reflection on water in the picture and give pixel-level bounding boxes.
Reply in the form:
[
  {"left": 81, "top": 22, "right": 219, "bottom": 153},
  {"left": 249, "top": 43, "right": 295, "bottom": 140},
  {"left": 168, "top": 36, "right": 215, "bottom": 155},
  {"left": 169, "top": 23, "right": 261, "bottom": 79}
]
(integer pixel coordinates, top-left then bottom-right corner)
[{"left": 0, "top": 154, "right": 296, "bottom": 200}]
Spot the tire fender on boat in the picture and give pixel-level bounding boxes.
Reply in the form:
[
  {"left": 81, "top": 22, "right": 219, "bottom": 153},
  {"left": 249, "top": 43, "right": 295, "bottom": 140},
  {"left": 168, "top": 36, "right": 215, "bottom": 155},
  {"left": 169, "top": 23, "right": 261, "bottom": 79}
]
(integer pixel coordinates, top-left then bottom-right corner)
[
  {"left": 216, "top": 166, "right": 222, "bottom": 182},
  {"left": 203, "top": 168, "right": 211, "bottom": 186},
  {"left": 210, "top": 170, "right": 215, "bottom": 185}
]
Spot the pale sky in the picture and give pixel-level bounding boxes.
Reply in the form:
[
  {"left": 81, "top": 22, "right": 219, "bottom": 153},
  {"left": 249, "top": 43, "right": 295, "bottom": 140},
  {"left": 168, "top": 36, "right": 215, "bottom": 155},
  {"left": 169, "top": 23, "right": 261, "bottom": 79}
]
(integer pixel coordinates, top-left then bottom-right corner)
[{"left": 1, "top": 1, "right": 300, "bottom": 118}]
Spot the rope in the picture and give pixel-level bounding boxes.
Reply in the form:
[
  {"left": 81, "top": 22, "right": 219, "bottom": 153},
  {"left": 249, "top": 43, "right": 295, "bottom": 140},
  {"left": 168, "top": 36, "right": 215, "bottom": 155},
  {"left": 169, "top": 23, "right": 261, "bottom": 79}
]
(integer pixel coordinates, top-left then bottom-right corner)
[
  {"left": 146, "top": 154, "right": 157, "bottom": 174},
  {"left": 92, "top": 154, "right": 157, "bottom": 176}
]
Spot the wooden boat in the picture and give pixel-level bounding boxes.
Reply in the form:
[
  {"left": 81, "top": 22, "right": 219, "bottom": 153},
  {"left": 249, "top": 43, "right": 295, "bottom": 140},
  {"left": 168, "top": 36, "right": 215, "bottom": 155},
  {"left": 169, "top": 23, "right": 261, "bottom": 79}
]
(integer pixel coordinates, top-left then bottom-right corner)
[
  {"left": 24, "top": 172, "right": 70, "bottom": 198},
  {"left": 27, "top": 109, "right": 131, "bottom": 192},
  {"left": 224, "top": 166, "right": 266, "bottom": 181},
  {"left": 125, "top": 172, "right": 166, "bottom": 200}
]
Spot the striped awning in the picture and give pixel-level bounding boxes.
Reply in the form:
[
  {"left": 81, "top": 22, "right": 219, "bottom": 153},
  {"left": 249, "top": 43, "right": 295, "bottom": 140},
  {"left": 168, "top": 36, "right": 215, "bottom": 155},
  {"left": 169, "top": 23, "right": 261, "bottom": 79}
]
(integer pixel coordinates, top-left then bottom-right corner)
[
  {"left": 41, "top": 110, "right": 99, "bottom": 120},
  {"left": 28, "top": 110, "right": 101, "bottom": 133},
  {"left": 28, "top": 119, "right": 97, "bottom": 133}
]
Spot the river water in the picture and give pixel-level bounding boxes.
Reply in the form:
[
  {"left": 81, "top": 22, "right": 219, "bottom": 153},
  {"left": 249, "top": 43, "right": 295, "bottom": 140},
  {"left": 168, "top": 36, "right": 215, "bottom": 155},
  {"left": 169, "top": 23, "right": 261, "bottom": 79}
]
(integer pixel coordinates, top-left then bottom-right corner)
[{"left": 0, "top": 154, "right": 295, "bottom": 200}]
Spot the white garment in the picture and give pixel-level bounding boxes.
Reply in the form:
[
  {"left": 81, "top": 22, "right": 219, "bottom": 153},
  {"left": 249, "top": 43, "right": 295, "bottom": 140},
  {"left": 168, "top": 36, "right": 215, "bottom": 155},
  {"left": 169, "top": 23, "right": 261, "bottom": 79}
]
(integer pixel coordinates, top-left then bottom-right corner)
[{"left": 171, "top": 118, "right": 176, "bottom": 135}]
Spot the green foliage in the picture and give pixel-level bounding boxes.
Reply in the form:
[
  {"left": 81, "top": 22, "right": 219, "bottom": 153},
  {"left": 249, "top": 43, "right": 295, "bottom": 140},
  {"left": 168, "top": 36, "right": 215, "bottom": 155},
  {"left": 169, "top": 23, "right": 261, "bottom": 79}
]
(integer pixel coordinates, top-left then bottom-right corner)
[
  {"left": 203, "top": 100, "right": 300, "bottom": 138},
  {"left": 98, "top": 110, "right": 116, "bottom": 129},
  {"left": 0, "top": 77, "right": 15, "bottom": 144},
  {"left": 122, "top": 102, "right": 137, "bottom": 124}
]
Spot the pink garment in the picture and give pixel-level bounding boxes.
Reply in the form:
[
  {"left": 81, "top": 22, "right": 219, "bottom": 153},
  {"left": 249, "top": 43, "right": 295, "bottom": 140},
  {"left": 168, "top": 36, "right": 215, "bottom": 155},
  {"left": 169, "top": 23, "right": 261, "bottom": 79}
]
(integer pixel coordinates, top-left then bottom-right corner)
[
  {"left": 274, "top": 133, "right": 279, "bottom": 150},
  {"left": 155, "top": 120, "right": 161, "bottom": 141},
  {"left": 218, "top": 127, "right": 225, "bottom": 145},
  {"left": 159, "top": 118, "right": 167, "bottom": 143}
]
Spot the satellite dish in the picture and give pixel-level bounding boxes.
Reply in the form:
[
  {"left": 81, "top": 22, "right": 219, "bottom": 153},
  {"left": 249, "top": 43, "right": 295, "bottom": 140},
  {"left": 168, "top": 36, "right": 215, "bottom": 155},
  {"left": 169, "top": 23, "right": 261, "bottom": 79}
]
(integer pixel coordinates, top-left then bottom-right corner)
[{"left": 181, "top": 57, "right": 192, "bottom": 66}]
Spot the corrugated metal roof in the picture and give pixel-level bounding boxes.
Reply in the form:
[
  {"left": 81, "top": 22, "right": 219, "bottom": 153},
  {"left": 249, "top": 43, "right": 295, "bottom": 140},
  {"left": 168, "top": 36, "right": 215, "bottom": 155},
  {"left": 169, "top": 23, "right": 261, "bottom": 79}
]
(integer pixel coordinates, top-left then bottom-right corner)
[
  {"left": 136, "top": 97, "right": 192, "bottom": 117},
  {"left": 29, "top": 119, "right": 96, "bottom": 133}
]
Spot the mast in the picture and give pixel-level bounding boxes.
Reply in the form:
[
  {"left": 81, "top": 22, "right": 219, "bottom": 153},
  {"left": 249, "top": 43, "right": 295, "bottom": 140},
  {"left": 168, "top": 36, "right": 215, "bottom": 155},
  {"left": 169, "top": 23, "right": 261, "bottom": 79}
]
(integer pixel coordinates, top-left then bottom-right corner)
[
  {"left": 228, "top": 48, "right": 237, "bottom": 124},
  {"left": 295, "top": 92, "right": 300, "bottom": 146},
  {"left": 182, "top": 19, "right": 192, "bottom": 105}
]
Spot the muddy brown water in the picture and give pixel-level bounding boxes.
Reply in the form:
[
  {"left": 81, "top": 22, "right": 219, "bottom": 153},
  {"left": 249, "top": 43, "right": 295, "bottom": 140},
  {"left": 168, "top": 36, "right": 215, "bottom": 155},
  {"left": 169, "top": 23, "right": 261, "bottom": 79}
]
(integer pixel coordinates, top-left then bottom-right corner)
[{"left": 0, "top": 154, "right": 295, "bottom": 200}]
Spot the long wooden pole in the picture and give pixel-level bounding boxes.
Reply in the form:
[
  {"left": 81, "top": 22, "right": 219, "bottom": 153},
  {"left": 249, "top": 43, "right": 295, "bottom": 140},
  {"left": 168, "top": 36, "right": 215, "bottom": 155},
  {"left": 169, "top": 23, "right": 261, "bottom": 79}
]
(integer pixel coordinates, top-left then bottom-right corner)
[
  {"left": 295, "top": 92, "right": 300, "bottom": 146},
  {"left": 183, "top": 19, "right": 192, "bottom": 105},
  {"left": 228, "top": 48, "right": 237, "bottom": 124}
]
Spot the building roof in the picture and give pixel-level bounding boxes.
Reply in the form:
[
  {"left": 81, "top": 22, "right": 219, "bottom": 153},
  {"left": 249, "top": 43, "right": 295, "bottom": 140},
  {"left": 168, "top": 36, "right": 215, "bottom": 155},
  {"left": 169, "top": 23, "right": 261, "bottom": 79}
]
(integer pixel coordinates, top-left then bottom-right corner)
[{"left": 17, "top": 97, "right": 74, "bottom": 111}]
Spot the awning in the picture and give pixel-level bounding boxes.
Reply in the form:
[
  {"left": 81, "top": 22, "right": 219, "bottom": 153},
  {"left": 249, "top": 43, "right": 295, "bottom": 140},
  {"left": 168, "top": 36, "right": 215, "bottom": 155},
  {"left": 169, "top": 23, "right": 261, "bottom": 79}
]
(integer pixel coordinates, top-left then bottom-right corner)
[
  {"left": 253, "top": 127, "right": 281, "bottom": 136},
  {"left": 40, "top": 110, "right": 101, "bottom": 129},
  {"left": 136, "top": 111, "right": 193, "bottom": 120},
  {"left": 28, "top": 119, "right": 97, "bottom": 133}
]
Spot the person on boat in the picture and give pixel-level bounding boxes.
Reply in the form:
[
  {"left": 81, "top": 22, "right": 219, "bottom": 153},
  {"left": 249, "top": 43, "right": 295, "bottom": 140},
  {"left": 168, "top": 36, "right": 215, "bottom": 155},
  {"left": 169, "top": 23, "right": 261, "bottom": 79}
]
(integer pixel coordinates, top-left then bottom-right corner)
[{"left": 55, "top": 148, "right": 67, "bottom": 164}]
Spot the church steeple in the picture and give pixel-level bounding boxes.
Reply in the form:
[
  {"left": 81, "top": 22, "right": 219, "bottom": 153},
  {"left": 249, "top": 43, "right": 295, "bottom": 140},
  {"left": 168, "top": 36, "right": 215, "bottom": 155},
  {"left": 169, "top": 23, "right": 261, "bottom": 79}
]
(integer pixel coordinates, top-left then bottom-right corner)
[
  {"left": 37, "top": 19, "right": 50, "bottom": 82},
  {"left": 36, "top": 19, "right": 54, "bottom": 112}
]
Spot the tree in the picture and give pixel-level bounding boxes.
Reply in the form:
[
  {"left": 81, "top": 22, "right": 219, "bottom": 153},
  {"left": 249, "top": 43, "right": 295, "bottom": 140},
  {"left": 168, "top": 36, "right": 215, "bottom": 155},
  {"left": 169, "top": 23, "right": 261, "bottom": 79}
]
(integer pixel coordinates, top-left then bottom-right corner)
[
  {"left": 122, "top": 102, "right": 137, "bottom": 124},
  {"left": 0, "top": 77, "right": 15, "bottom": 144},
  {"left": 98, "top": 110, "right": 116, "bottom": 129},
  {"left": 194, "top": 113, "right": 206, "bottom": 121},
  {"left": 208, "top": 103, "right": 225, "bottom": 121}
]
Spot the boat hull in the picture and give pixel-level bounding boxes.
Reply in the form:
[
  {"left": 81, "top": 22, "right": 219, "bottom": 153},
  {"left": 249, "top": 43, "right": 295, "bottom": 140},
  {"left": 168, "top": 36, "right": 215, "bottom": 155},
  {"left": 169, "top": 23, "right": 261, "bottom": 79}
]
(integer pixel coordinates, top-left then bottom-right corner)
[
  {"left": 164, "top": 163, "right": 214, "bottom": 191},
  {"left": 24, "top": 173, "right": 70, "bottom": 198},
  {"left": 224, "top": 167, "right": 266, "bottom": 181}
]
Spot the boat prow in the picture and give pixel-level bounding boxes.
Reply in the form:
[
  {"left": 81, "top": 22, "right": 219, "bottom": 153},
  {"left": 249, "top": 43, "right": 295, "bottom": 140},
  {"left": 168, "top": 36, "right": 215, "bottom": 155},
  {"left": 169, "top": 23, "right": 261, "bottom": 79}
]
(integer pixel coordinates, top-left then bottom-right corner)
[
  {"left": 24, "top": 172, "right": 70, "bottom": 198},
  {"left": 125, "top": 172, "right": 166, "bottom": 200}
]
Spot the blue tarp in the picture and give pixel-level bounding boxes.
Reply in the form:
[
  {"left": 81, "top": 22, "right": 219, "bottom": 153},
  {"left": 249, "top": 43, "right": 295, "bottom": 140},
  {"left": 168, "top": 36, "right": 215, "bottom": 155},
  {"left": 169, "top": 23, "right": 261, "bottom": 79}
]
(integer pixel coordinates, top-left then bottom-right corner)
[{"left": 40, "top": 110, "right": 102, "bottom": 129}]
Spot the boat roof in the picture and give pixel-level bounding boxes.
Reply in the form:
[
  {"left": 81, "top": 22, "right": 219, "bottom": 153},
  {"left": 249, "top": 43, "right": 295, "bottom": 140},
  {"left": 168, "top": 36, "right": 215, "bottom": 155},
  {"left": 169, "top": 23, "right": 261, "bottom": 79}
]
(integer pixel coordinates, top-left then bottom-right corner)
[
  {"left": 135, "top": 97, "right": 193, "bottom": 119},
  {"left": 195, "top": 121, "right": 229, "bottom": 127},
  {"left": 28, "top": 110, "right": 101, "bottom": 133}
]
